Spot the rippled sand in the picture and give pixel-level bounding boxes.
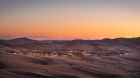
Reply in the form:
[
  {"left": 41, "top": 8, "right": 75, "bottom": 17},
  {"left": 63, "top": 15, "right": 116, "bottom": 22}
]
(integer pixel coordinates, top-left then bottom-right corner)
[{"left": 0, "top": 52, "right": 140, "bottom": 78}]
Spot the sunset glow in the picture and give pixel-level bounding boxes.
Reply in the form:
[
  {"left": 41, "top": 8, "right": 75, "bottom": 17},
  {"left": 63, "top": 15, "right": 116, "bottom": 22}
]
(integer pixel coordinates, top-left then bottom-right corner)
[{"left": 0, "top": 0, "right": 140, "bottom": 39}]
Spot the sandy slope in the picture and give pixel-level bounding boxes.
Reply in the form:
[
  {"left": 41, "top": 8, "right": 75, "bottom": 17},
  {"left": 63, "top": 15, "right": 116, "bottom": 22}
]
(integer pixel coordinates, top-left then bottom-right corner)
[{"left": 0, "top": 52, "right": 140, "bottom": 78}]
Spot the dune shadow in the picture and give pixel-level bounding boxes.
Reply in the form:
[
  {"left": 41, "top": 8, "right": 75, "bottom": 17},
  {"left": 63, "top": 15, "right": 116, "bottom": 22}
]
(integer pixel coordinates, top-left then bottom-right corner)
[
  {"left": 21, "top": 57, "right": 49, "bottom": 65},
  {"left": 10, "top": 70, "right": 79, "bottom": 78},
  {"left": 72, "top": 67, "right": 123, "bottom": 78},
  {"left": 10, "top": 71, "right": 56, "bottom": 78},
  {"left": 53, "top": 75, "right": 79, "bottom": 78},
  {"left": 0, "top": 62, "right": 6, "bottom": 69}
]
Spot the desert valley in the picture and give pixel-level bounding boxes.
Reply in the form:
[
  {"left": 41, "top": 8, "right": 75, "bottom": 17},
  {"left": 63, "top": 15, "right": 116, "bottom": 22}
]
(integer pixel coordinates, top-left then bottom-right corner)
[{"left": 0, "top": 37, "right": 140, "bottom": 78}]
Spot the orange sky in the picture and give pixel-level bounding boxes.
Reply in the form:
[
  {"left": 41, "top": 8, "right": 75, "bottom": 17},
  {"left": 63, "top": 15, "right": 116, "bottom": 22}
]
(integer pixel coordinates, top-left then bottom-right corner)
[{"left": 0, "top": 0, "right": 140, "bottom": 39}]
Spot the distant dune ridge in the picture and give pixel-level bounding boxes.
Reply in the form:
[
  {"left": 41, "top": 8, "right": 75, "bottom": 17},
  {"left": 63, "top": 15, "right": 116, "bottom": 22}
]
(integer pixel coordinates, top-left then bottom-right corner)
[
  {"left": 0, "top": 37, "right": 140, "bottom": 78},
  {"left": 0, "top": 37, "right": 140, "bottom": 51}
]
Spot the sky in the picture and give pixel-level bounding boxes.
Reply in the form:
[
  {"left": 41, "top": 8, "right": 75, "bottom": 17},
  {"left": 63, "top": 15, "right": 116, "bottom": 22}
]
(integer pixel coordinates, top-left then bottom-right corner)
[{"left": 0, "top": 0, "right": 140, "bottom": 40}]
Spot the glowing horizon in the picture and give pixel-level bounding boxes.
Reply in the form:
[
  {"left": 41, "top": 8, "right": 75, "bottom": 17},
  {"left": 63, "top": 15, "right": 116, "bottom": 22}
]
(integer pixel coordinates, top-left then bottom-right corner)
[{"left": 0, "top": 0, "right": 140, "bottom": 40}]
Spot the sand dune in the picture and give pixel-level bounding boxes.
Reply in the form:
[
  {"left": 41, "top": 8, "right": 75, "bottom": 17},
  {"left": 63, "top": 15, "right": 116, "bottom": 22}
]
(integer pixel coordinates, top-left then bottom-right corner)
[
  {"left": 0, "top": 52, "right": 140, "bottom": 78},
  {"left": 0, "top": 38, "right": 140, "bottom": 78}
]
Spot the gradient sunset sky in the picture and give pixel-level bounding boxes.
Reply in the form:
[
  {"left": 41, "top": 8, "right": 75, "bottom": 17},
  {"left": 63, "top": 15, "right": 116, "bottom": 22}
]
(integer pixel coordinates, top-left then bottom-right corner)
[{"left": 0, "top": 0, "right": 140, "bottom": 40}]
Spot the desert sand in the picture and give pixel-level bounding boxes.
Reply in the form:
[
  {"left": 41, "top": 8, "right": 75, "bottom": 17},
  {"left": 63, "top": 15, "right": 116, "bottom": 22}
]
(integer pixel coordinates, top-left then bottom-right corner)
[{"left": 0, "top": 38, "right": 140, "bottom": 78}]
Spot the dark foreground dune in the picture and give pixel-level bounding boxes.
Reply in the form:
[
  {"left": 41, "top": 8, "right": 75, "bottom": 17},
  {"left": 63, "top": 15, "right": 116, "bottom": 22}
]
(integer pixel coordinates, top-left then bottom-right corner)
[{"left": 0, "top": 52, "right": 140, "bottom": 78}]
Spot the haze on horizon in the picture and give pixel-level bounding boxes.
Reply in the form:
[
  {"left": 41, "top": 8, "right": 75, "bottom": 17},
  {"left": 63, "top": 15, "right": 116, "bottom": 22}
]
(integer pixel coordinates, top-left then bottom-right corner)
[{"left": 0, "top": 0, "right": 140, "bottom": 40}]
